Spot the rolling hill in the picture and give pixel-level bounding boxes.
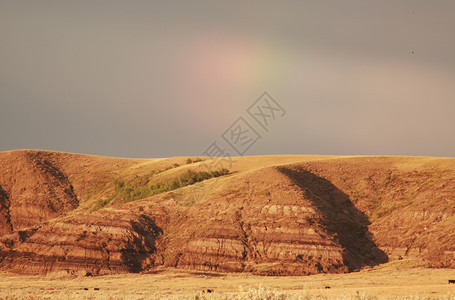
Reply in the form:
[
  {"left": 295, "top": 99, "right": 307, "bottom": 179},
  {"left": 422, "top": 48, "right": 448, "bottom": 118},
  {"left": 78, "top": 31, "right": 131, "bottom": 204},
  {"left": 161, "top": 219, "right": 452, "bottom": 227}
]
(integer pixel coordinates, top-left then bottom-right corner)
[{"left": 0, "top": 149, "right": 454, "bottom": 276}]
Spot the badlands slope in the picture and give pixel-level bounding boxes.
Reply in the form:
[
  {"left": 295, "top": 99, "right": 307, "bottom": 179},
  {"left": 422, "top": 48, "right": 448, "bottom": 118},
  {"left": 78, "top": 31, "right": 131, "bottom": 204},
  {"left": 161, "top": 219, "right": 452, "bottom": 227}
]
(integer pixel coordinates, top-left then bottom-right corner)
[{"left": 0, "top": 150, "right": 454, "bottom": 276}]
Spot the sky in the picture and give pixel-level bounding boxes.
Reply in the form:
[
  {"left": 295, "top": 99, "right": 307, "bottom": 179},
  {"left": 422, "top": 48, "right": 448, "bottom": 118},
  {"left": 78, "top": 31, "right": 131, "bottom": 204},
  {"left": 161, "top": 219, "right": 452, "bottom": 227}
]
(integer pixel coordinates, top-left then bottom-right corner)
[{"left": 1, "top": 1, "right": 454, "bottom": 158}]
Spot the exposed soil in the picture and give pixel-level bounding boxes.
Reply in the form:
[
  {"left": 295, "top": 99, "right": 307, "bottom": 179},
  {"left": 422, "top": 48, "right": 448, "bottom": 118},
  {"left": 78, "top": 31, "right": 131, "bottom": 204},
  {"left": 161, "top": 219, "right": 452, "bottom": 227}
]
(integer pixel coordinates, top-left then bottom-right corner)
[{"left": 0, "top": 150, "right": 454, "bottom": 276}]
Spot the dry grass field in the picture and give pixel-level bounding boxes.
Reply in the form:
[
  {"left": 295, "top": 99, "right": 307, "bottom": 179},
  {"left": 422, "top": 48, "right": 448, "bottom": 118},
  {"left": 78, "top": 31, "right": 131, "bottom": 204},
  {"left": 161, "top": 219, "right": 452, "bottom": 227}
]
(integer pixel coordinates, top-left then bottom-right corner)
[{"left": 1, "top": 261, "right": 455, "bottom": 299}]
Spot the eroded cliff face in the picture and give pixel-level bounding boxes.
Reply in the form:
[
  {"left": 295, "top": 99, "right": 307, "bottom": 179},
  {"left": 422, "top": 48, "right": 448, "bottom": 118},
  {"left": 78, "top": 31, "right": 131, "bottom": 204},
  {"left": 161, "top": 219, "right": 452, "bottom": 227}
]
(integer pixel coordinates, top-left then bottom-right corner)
[
  {"left": 0, "top": 151, "right": 78, "bottom": 232},
  {"left": 0, "top": 150, "right": 454, "bottom": 275},
  {"left": 0, "top": 210, "right": 161, "bottom": 275},
  {"left": 284, "top": 159, "right": 455, "bottom": 269},
  {"left": 152, "top": 167, "right": 385, "bottom": 276}
]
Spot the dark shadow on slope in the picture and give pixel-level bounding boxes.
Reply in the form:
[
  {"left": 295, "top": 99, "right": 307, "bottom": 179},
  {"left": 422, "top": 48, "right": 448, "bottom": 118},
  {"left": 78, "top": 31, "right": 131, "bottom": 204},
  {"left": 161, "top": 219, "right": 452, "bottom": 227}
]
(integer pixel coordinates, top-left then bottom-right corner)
[
  {"left": 28, "top": 151, "right": 80, "bottom": 210},
  {"left": 0, "top": 185, "right": 12, "bottom": 236},
  {"left": 121, "top": 214, "right": 163, "bottom": 273},
  {"left": 277, "top": 166, "right": 388, "bottom": 271}
]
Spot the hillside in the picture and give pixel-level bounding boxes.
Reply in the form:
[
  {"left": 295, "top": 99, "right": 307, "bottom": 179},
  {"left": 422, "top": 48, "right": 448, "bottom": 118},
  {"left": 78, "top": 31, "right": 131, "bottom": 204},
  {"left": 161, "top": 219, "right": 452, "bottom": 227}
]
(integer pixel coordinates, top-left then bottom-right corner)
[{"left": 0, "top": 150, "right": 454, "bottom": 276}]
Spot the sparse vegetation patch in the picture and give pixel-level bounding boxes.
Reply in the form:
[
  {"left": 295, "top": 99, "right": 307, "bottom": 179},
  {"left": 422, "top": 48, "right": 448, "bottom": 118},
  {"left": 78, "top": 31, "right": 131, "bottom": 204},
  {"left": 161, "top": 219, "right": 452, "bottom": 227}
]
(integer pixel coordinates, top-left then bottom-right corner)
[{"left": 91, "top": 168, "right": 229, "bottom": 211}]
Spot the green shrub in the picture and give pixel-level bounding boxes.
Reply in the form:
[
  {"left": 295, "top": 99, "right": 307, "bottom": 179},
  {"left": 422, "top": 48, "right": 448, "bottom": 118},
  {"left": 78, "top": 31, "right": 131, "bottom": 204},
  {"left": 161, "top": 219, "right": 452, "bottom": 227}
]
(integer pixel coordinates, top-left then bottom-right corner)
[
  {"left": 91, "top": 168, "right": 229, "bottom": 211},
  {"left": 186, "top": 158, "right": 203, "bottom": 164}
]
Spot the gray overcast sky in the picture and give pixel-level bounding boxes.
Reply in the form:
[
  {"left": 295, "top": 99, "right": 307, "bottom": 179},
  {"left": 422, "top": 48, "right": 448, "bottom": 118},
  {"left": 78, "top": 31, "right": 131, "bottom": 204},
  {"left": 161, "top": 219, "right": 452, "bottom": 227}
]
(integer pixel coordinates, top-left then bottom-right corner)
[{"left": 1, "top": 1, "right": 454, "bottom": 158}]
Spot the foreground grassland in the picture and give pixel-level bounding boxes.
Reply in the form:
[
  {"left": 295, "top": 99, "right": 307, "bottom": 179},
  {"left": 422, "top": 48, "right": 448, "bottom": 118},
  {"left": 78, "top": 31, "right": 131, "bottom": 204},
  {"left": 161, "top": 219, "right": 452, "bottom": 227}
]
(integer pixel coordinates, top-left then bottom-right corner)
[{"left": 1, "top": 263, "right": 455, "bottom": 299}]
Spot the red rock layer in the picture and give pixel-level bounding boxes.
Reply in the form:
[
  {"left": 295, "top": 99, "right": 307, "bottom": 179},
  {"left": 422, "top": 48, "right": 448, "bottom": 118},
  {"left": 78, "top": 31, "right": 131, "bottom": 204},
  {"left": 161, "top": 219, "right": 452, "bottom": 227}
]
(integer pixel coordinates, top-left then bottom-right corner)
[
  {"left": 132, "top": 167, "right": 386, "bottom": 275},
  {"left": 0, "top": 210, "right": 161, "bottom": 275}
]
